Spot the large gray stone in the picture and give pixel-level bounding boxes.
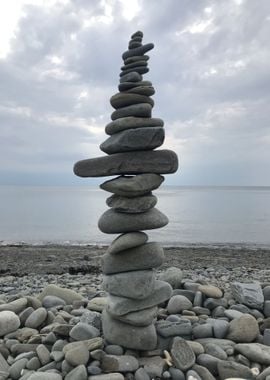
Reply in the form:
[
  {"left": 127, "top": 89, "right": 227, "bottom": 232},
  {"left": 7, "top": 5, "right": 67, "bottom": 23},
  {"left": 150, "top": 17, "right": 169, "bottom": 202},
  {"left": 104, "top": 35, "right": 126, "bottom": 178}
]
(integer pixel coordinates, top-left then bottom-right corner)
[
  {"left": 105, "top": 116, "right": 163, "bottom": 135},
  {"left": 24, "top": 308, "right": 47, "bottom": 329},
  {"left": 171, "top": 337, "right": 196, "bottom": 371},
  {"left": 0, "top": 311, "right": 20, "bottom": 337},
  {"left": 158, "top": 267, "right": 183, "bottom": 289},
  {"left": 102, "top": 309, "right": 157, "bottom": 350},
  {"left": 110, "top": 93, "right": 153, "bottom": 109},
  {"left": 119, "top": 71, "right": 142, "bottom": 83},
  {"left": 107, "top": 193, "right": 157, "bottom": 213},
  {"left": 121, "top": 60, "right": 147, "bottom": 71},
  {"left": 102, "top": 270, "right": 155, "bottom": 299},
  {"left": 122, "top": 43, "right": 154, "bottom": 60},
  {"left": 100, "top": 127, "right": 164, "bottom": 154},
  {"left": 217, "top": 360, "right": 255, "bottom": 380},
  {"left": 126, "top": 85, "right": 155, "bottom": 96},
  {"left": 65, "top": 364, "right": 87, "bottom": 380},
  {"left": 120, "top": 66, "right": 149, "bottom": 76},
  {"left": 110, "top": 306, "right": 157, "bottom": 327},
  {"left": 0, "top": 298, "right": 28, "bottom": 314},
  {"left": 101, "top": 242, "right": 164, "bottom": 274},
  {"left": 107, "top": 232, "right": 148, "bottom": 254},
  {"left": 111, "top": 103, "right": 152, "bottom": 120},
  {"left": 98, "top": 208, "right": 168, "bottom": 233},
  {"left": 167, "top": 295, "right": 193, "bottom": 314},
  {"left": 100, "top": 174, "right": 164, "bottom": 197},
  {"left": 106, "top": 280, "right": 172, "bottom": 316},
  {"left": 69, "top": 322, "right": 100, "bottom": 341},
  {"left": 192, "top": 364, "right": 216, "bottom": 380},
  {"left": 118, "top": 80, "right": 151, "bottom": 92},
  {"left": 234, "top": 343, "right": 270, "bottom": 364},
  {"left": 226, "top": 314, "right": 259, "bottom": 342},
  {"left": 230, "top": 282, "right": 264, "bottom": 309},
  {"left": 101, "top": 354, "right": 139, "bottom": 372},
  {"left": 28, "top": 374, "right": 62, "bottom": 380},
  {"left": 38, "top": 284, "right": 84, "bottom": 304},
  {"left": 156, "top": 320, "right": 192, "bottom": 338},
  {"left": 74, "top": 149, "right": 178, "bottom": 177}
]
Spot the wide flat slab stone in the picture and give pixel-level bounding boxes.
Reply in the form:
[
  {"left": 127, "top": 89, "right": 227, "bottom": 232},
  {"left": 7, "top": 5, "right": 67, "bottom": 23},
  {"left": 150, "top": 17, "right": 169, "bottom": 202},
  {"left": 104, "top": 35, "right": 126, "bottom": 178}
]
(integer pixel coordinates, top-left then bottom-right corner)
[
  {"left": 107, "top": 232, "right": 148, "bottom": 254},
  {"left": 102, "top": 309, "right": 157, "bottom": 350},
  {"left": 100, "top": 127, "right": 164, "bottom": 154},
  {"left": 125, "top": 85, "right": 155, "bottom": 96},
  {"left": 111, "top": 103, "right": 152, "bottom": 120},
  {"left": 74, "top": 150, "right": 178, "bottom": 178},
  {"left": 124, "top": 55, "right": 149, "bottom": 64},
  {"left": 107, "top": 193, "right": 157, "bottom": 213},
  {"left": 122, "top": 43, "right": 154, "bottom": 60},
  {"left": 102, "top": 242, "right": 164, "bottom": 274},
  {"left": 234, "top": 343, "right": 270, "bottom": 365},
  {"left": 120, "top": 66, "right": 149, "bottom": 76},
  {"left": 98, "top": 208, "right": 168, "bottom": 233},
  {"left": 121, "top": 60, "right": 147, "bottom": 70},
  {"left": 230, "top": 282, "right": 264, "bottom": 309},
  {"left": 118, "top": 80, "right": 152, "bottom": 92},
  {"left": 110, "top": 93, "right": 153, "bottom": 109},
  {"left": 100, "top": 174, "right": 164, "bottom": 197},
  {"left": 105, "top": 116, "right": 163, "bottom": 135},
  {"left": 108, "top": 306, "right": 158, "bottom": 327}
]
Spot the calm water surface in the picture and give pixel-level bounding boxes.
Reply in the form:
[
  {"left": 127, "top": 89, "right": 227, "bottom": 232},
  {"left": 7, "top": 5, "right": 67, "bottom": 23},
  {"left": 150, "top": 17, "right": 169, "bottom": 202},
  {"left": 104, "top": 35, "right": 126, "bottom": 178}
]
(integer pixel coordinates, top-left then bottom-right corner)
[{"left": 0, "top": 186, "right": 269, "bottom": 247}]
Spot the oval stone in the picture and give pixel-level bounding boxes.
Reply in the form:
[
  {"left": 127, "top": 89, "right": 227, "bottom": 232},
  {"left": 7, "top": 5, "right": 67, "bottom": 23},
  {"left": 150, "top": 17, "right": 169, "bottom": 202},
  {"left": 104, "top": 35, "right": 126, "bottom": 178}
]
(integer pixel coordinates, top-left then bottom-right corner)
[
  {"left": 118, "top": 80, "right": 152, "bottom": 92},
  {"left": 107, "top": 232, "right": 148, "bottom": 254},
  {"left": 122, "top": 43, "right": 154, "bottom": 60},
  {"left": 120, "top": 66, "right": 149, "bottom": 76},
  {"left": 107, "top": 193, "right": 157, "bottom": 213},
  {"left": 121, "top": 60, "right": 147, "bottom": 70},
  {"left": 119, "top": 71, "right": 142, "bottom": 83},
  {"left": 0, "top": 311, "right": 20, "bottom": 337},
  {"left": 105, "top": 116, "right": 163, "bottom": 135},
  {"left": 111, "top": 103, "right": 152, "bottom": 120},
  {"left": 125, "top": 85, "right": 155, "bottom": 96},
  {"left": 110, "top": 93, "right": 153, "bottom": 109}
]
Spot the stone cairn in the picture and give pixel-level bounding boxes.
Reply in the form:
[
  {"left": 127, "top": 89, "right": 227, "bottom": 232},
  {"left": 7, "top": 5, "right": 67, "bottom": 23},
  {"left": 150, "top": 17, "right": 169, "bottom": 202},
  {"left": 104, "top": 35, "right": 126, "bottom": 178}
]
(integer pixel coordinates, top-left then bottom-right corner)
[{"left": 74, "top": 31, "right": 178, "bottom": 350}]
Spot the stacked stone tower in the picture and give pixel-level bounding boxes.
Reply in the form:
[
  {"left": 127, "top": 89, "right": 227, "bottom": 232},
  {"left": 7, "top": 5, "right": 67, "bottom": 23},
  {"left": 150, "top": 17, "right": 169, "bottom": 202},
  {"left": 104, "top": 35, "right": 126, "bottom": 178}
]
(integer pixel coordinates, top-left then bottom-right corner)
[{"left": 74, "top": 31, "right": 178, "bottom": 350}]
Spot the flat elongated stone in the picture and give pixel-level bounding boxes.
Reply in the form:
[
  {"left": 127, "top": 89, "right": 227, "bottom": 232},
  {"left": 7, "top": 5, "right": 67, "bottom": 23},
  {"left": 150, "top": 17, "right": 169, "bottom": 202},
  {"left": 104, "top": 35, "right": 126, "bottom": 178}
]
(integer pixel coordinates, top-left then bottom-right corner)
[
  {"left": 120, "top": 66, "right": 149, "bottom": 76},
  {"left": 111, "top": 103, "right": 152, "bottom": 120},
  {"left": 122, "top": 43, "right": 154, "bottom": 60},
  {"left": 121, "top": 60, "right": 147, "bottom": 70},
  {"left": 102, "top": 242, "right": 164, "bottom": 274},
  {"left": 110, "top": 93, "right": 153, "bottom": 109},
  {"left": 128, "top": 41, "right": 141, "bottom": 49},
  {"left": 100, "top": 174, "right": 164, "bottom": 197},
  {"left": 106, "top": 280, "right": 172, "bottom": 316},
  {"left": 102, "top": 270, "right": 155, "bottom": 299},
  {"left": 126, "top": 86, "right": 155, "bottom": 96},
  {"left": 234, "top": 343, "right": 270, "bottom": 364},
  {"left": 74, "top": 150, "right": 178, "bottom": 178},
  {"left": 107, "top": 193, "right": 157, "bottom": 213},
  {"left": 98, "top": 208, "right": 168, "bottom": 233},
  {"left": 101, "top": 354, "right": 139, "bottom": 373},
  {"left": 102, "top": 309, "right": 157, "bottom": 350},
  {"left": 124, "top": 55, "right": 149, "bottom": 65},
  {"left": 119, "top": 71, "right": 142, "bottom": 83},
  {"left": 119, "top": 80, "right": 152, "bottom": 92},
  {"left": 107, "top": 232, "right": 148, "bottom": 254},
  {"left": 109, "top": 306, "right": 158, "bottom": 327},
  {"left": 106, "top": 117, "right": 163, "bottom": 135},
  {"left": 100, "top": 127, "right": 164, "bottom": 154}
]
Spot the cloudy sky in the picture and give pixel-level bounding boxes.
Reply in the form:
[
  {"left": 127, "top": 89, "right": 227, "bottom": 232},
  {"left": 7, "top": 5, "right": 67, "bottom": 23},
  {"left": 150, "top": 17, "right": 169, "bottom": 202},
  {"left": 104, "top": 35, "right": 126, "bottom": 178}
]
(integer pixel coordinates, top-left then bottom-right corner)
[{"left": 0, "top": 0, "right": 269, "bottom": 186}]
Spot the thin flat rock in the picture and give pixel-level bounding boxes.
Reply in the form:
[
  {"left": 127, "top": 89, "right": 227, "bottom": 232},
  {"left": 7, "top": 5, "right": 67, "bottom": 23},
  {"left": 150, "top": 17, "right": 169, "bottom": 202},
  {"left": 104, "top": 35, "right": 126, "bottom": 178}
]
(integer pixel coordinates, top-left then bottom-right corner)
[
  {"left": 98, "top": 208, "right": 168, "bottom": 233},
  {"left": 119, "top": 71, "right": 142, "bottom": 83},
  {"left": 111, "top": 103, "right": 152, "bottom": 120},
  {"left": 124, "top": 55, "right": 149, "bottom": 65},
  {"left": 100, "top": 174, "right": 164, "bottom": 197},
  {"left": 100, "top": 127, "right": 164, "bottom": 154},
  {"left": 109, "top": 306, "right": 158, "bottom": 327},
  {"left": 110, "top": 93, "right": 154, "bottom": 109},
  {"left": 122, "top": 43, "right": 154, "bottom": 60},
  {"left": 107, "top": 193, "right": 157, "bottom": 213},
  {"left": 121, "top": 60, "right": 147, "bottom": 70},
  {"left": 107, "top": 231, "right": 148, "bottom": 254},
  {"left": 74, "top": 150, "right": 178, "bottom": 177},
  {"left": 118, "top": 80, "right": 152, "bottom": 92},
  {"left": 125, "top": 86, "right": 155, "bottom": 96},
  {"left": 105, "top": 117, "right": 163, "bottom": 135},
  {"left": 120, "top": 66, "right": 149, "bottom": 76}
]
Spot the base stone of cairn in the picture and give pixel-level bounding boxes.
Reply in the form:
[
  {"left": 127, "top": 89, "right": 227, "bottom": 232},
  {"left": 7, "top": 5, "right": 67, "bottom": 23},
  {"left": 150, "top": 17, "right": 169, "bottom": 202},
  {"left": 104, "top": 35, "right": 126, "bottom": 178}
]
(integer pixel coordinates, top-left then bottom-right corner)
[{"left": 74, "top": 31, "right": 178, "bottom": 350}]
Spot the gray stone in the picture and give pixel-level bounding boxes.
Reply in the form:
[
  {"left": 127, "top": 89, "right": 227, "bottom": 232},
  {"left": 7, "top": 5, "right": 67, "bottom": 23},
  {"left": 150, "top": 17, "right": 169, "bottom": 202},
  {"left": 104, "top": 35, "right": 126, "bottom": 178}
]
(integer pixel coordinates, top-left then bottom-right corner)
[
  {"left": 217, "top": 360, "right": 255, "bottom": 380},
  {"left": 78, "top": 309, "right": 101, "bottom": 330},
  {"left": 28, "top": 374, "right": 62, "bottom": 380},
  {"left": 106, "top": 280, "right": 172, "bottom": 316},
  {"left": 88, "top": 374, "right": 124, "bottom": 380},
  {"left": 158, "top": 267, "right": 183, "bottom": 289},
  {"left": 230, "top": 303, "right": 251, "bottom": 314},
  {"left": 87, "top": 365, "right": 101, "bottom": 375},
  {"left": 0, "top": 311, "right": 20, "bottom": 337},
  {"left": 121, "top": 60, "right": 147, "bottom": 71},
  {"left": 107, "top": 193, "right": 157, "bottom": 213},
  {"left": 204, "top": 298, "right": 228, "bottom": 310},
  {"left": 198, "top": 285, "right": 223, "bottom": 299},
  {"left": 36, "top": 345, "right": 50, "bottom": 365},
  {"left": 138, "top": 356, "right": 165, "bottom": 378},
  {"left": 0, "top": 298, "right": 28, "bottom": 314},
  {"left": 264, "top": 329, "right": 270, "bottom": 346},
  {"left": 107, "top": 232, "right": 148, "bottom": 254},
  {"left": 264, "top": 301, "right": 270, "bottom": 317},
  {"left": 196, "top": 354, "right": 221, "bottom": 376},
  {"left": 112, "top": 306, "right": 157, "bottom": 327},
  {"left": 87, "top": 297, "right": 107, "bottom": 312},
  {"left": 102, "top": 309, "right": 157, "bottom": 350},
  {"left": 100, "top": 174, "right": 164, "bottom": 197},
  {"left": 192, "top": 364, "right": 216, "bottom": 380},
  {"left": 50, "top": 351, "right": 64, "bottom": 362},
  {"left": 167, "top": 295, "right": 193, "bottom": 314},
  {"left": 105, "top": 116, "right": 163, "bottom": 135},
  {"left": 38, "top": 285, "right": 83, "bottom": 304},
  {"left": 193, "top": 291, "right": 203, "bottom": 307},
  {"left": 102, "top": 242, "right": 164, "bottom": 274},
  {"left": 101, "top": 354, "right": 139, "bottom": 373},
  {"left": 119, "top": 71, "right": 142, "bottom": 83},
  {"left": 212, "top": 320, "right": 229, "bottom": 339},
  {"left": 42, "top": 296, "right": 66, "bottom": 309},
  {"left": 9, "top": 358, "right": 28, "bottom": 379},
  {"left": 169, "top": 367, "right": 185, "bottom": 380},
  {"left": 111, "top": 103, "right": 152, "bottom": 120},
  {"left": 231, "top": 282, "right": 264, "bottom": 309},
  {"left": 65, "top": 364, "right": 87, "bottom": 380},
  {"left": 226, "top": 314, "right": 259, "bottom": 342},
  {"left": 103, "top": 270, "right": 155, "bottom": 300},
  {"left": 0, "top": 353, "right": 9, "bottom": 373},
  {"left": 224, "top": 309, "right": 243, "bottom": 320},
  {"left": 120, "top": 66, "right": 149, "bottom": 76},
  {"left": 62, "top": 337, "right": 103, "bottom": 354},
  {"left": 195, "top": 338, "right": 235, "bottom": 350},
  {"left": 263, "top": 285, "right": 270, "bottom": 300},
  {"left": 65, "top": 345, "right": 89, "bottom": 366},
  {"left": 110, "top": 93, "right": 153, "bottom": 109},
  {"left": 69, "top": 322, "right": 100, "bottom": 341},
  {"left": 135, "top": 367, "right": 150, "bottom": 380},
  {"left": 193, "top": 324, "right": 213, "bottom": 339},
  {"left": 172, "top": 289, "right": 195, "bottom": 302},
  {"left": 204, "top": 343, "right": 227, "bottom": 360},
  {"left": 118, "top": 80, "right": 151, "bottom": 91},
  {"left": 171, "top": 337, "right": 195, "bottom": 371},
  {"left": 25, "top": 308, "right": 47, "bottom": 329},
  {"left": 186, "top": 370, "right": 202, "bottom": 380},
  {"left": 26, "top": 357, "right": 41, "bottom": 370},
  {"left": 234, "top": 343, "right": 270, "bottom": 364},
  {"left": 156, "top": 320, "right": 192, "bottom": 338},
  {"left": 19, "top": 307, "right": 35, "bottom": 325},
  {"left": 122, "top": 43, "right": 154, "bottom": 60},
  {"left": 104, "top": 345, "right": 124, "bottom": 355},
  {"left": 126, "top": 86, "right": 155, "bottom": 96},
  {"left": 186, "top": 341, "right": 205, "bottom": 355}
]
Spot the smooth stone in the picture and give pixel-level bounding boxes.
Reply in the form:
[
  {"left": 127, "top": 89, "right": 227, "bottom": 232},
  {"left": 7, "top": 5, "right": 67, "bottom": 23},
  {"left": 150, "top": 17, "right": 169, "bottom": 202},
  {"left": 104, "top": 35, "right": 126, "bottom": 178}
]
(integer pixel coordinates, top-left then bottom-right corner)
[
  {"left": 186, "top": 341, "right": 205, "bottom": 355},
  {"left": 198, "top": 285, "right": 223, "bottom": 299},
  {"left": 204, "top": 343, "right": 227, "bottom": 360},
  {"left": 107, "top": 193, "right": 157, "bottom": 213},
  {"left": 36, "top": 345, "right": 50, "bottom": 365},
  {"left": 103, "top": 270, "right": 155, "bottom": 299},
  {"left": 186, "top": 369, "right": 202, "bottom": 380},
  {"left": 69, "top": 322, "right": 100, "bottom": 341},
  {"left": 107, "top": 280, "right": 172, "bottom": 316},
  {"left": 102, "top": 309, "right": 157, "bottom": 350},
  {"left": 104, "top": 345, "right": 124, "bottom": 355},
  {"left": 0, "top": 352, "right": 9, "bottom": 372},
  {"left": 193, "top": 324, "right": 213, "bottom": 339},
  {"left": 128, "top": 41, "right": 142, "bottom": 48},
  {"left": 264, "top": 301, "right": 270, "bottom": 317},
  {"left": 263, "top": 286, "right": 270, "bottom": 300},
  {"left": 42, "top": 296, "right": 66, "bottom": 309},
  {"left": 171, "top": 337, "right": 196, "bottom": 371},
  {"left": 38, "top": 285, "right": 83, "bottom": 304},
  {"left": 172, "top": 290, "right": 195, "bottom": 302},
  {"left": 135, "top": 367, "right": 150, "bottom": 380},
  {"left": 119, "top": 71, "right": 142, "bottom": 83},
  {"left": 124, "top": 55, "right": 149, "bottom": 64},
  {"left": 112, "top": 306, "right": 157, "bottom": 327},
  {"left": 11, "top": 344, "right": 40, "bottom": 355},
  {"left": 28, "top": 374, "right": 62, "bottom": 380},
  {"left": 167, "top": 295, "right": 193, "bottom": 314},
  {"left": 131, "top": 31, "right": 143, "bottom": 38},
  {"left": 111, "top": 103, "right": 152, "bottom": 120},
  {"left": 110, "top": 93, "right": 153, "bottom": 109},
  {"left": 107, "top": 232, "right": 148, "bottom": 254},
  {"left": 78, "top": 309, "right": 101, "bottom": 330},
  {"left": 0, "top": 311, "right": 20, "bottom": 337},
  {"left": 125, "top": 85, "right": 155, "bottom": 96},
  {"left": 118, "top": 80, "right": 151, "bottom": 92},
  {"left": 62, "top": 337, "right": 103, "bottom": 354},
  {"left": 87, "top": 297, "right": 107, "bottom": 312},
  {"left": 65, "top": 364, "right": 87, "bottom": 380},
  {"left": 26, "top": 357, "right": 41, "bottom": 370},
  {"left": 100, "top": 174, "right": 164, "bottom": 197},
  {"left": 230, "top": 303, "right": 250, "bottom": 314},
  {"left": 204, "top": 298, "right": 228, "bottom": 310},
  {"left": 122, "top": 43, "right": 154, "bottom": 60},
  {"left": 224, "top": 309, "right": 243, "bottom": 320},
  {"left": 0, "top": 298, "right": 28, "bottom": 314},
  {"left": 158, "top": 267, "right": 183, "bottom": 289},
  {"left": 217, "top": 360, "right": 255, "bottom": 380},
  {"left": 169, "top": 367, "right": 185, "bottom": 380},
  {"left": 87, "top": 365, "right": 102, "bottom": 375},
  {"left": 101, "top": 354, "right": 139, "bottom": 373},
  {"left": 20, "top": 307, "right": 35, "bottom": 325},
  {"left": 138, "top": 356, "right": 165, "bottom": 378},
  {"left": 226, "top": 314, "right": 259, "bottom": 342},
  {"left": 9, "top": 358, "right": 28, "bottom": 379},
  {"left": 196, "top": 354, "right": 221, "bottom": 376},
  {"left": 192, "top": 364, "right": 216, "bottom": 380},
  {"left": 100, "top": 127, "right": 164, "bottom": 154},
  {"left": 264, "top": 329, "right": 270, "bottom": 346},
  {"left": 121, "top": 60, "right": 147, "bottom": 71},
  {"left": 65, "top": 345, "right": 89, "bottom": 366},
  {"left": 25, "top": 308, "right": 47, "bottom": 329},
  {"left": 88, "top": 374, "right": 124, "bottom": 380},
  {"left": 193, "top": 291, "right": 203, "bottom": 307},
  {"left": 230, "top": 282, "right": 264, "bottom": 309},
  {"left": 105, "top": 116, "right": 163, "bottom": 135},
  {"left": 213, "top": 320, "right": 229, "bottom": 339},
  {"left": 98, "top": 208, "right": 168, "bottom": 234},
  {"left": 234, "top": 343, "right": 270, "bottom": 364},
  {"left": 102, "top": 242, "right": 164, "bottom": 274},
  {"left": 120, "top": 66, "right": 149, "bottom": 76},
  {"left": 156, "top": 320, "right": 192, "bottom": 338}
]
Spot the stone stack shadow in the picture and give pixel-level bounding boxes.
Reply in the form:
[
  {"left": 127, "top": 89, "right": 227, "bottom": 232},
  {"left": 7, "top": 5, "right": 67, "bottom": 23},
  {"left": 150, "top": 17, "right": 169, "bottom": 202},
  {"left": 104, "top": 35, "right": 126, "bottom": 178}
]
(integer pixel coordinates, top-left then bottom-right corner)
[{"left": 74, "top": 31, "right": 178, "bottom": 350}]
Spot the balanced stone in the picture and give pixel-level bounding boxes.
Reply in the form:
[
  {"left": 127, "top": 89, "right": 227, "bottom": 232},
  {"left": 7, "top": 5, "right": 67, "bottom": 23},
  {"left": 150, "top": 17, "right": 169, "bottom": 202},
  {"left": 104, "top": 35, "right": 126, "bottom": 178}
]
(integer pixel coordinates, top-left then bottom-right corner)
[
  {"left": 107, "top": 232, "right": 148, "bottom": 254},
  {"left": 111, "top": 103, "right": 152, "bottom": 120},
  {"left": 107, "top": 193, "right": 157, "bottom": 213},
  {"left": 128, "top": 41, "right": 142, "bottom": 49},
  {"left": 110, "top": 306, "right": 158, "bottom": 327},
  {"left": 100, "top": 174, "right": 164, "bottom": 197},
  {"left": 118, "top": 80, "right": 152, "bottom": 92},
  {"left": 106, "top": 280, "right": 172, "bottom": 316},
  {"left": 98, "top": 208, "right": 168, "bottom": 233},
  {"left": 102, "top": 242, "right": 165, "bottom": 274},
  {"left": 122, "top": 43, "right": 154, "bottom": 60},
  {"left": 102, "top": 270, "right": 155, "bottom": 299},
  {"left": 124, "top": 55, "right": 149, "bottom": 65},
  {"left": 120, "top": 66, "right": 149, "bottom": 76},
  {"left": 119, "top": 71, "right": 142, "bottom": 83},
  {"left": 100, "top": 127, "right": 164, "bottom": 154},
  {"left": 110, "top": 93, "right": 153, "bottom": 109},
  {"left": 131, "top": 31, "right": 143, "bottom": 38},
  {"left": 125, "top": 85, "right": 155, "bottom": 96},
  {"left": 102, "top": 309, "right": 157, "bottom": 350},
  {"left": 121, "top": 60, "right": 147, "bottom": 70},
  {"left": 105, "top": 116, "right": 163, "bottom": 135}
]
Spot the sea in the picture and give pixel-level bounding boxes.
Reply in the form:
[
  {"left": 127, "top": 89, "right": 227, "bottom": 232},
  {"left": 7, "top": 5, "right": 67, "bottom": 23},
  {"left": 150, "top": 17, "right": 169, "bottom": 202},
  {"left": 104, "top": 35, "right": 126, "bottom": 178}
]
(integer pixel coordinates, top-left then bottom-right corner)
[{"left": 0, "top": 185, "right": 269, "bottom": 248}]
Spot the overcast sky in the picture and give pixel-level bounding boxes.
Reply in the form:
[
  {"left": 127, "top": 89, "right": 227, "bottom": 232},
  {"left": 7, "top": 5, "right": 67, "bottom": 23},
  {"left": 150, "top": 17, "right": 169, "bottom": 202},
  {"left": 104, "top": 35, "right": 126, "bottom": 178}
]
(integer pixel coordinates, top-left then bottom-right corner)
[{"left": 0, "top": 0, "right": 269, "bottom": 186}]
